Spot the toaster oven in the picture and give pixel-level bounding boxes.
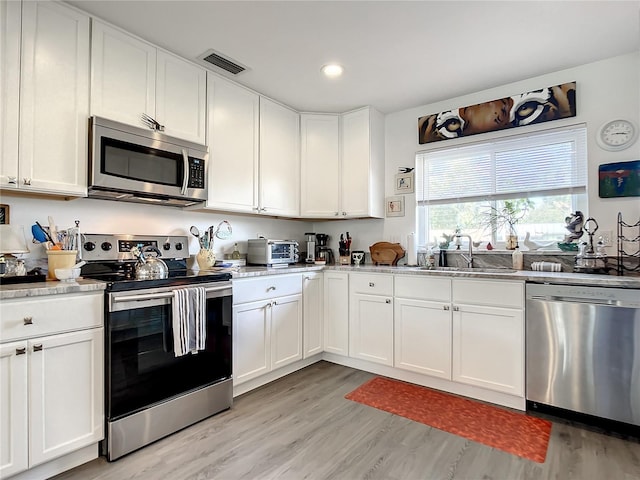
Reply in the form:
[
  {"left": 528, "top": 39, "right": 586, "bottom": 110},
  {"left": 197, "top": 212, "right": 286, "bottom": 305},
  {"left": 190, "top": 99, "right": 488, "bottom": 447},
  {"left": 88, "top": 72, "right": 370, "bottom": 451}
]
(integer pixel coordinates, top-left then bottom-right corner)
[{"left": 247, "top": 239, "right": 299, "bottom": 266}]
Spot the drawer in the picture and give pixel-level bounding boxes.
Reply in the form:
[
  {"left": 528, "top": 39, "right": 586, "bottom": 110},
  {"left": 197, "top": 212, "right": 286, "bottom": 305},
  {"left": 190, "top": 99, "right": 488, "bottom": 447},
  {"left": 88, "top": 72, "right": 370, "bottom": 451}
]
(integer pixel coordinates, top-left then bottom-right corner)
[
  {"left": 233, "top": 273, "right": 302, "bottom": 304},
  {"left": 452, "top": 279, "right": 524, "bottom": 308},
  {"left": 0, "top": 292, "right": 103, "bottom": 343},
  {"left": 395, "top": 275, "right": 451, "bottom": 301},
  {"left": 350, "top": 273, "right": 393, "bottom": 296}
]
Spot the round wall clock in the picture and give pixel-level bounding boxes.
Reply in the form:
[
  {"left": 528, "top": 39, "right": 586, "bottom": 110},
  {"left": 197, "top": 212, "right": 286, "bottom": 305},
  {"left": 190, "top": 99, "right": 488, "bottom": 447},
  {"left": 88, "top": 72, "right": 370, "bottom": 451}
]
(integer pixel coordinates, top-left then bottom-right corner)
[{"left": 596, "top": 119, "right": 638, "bottom": 151}]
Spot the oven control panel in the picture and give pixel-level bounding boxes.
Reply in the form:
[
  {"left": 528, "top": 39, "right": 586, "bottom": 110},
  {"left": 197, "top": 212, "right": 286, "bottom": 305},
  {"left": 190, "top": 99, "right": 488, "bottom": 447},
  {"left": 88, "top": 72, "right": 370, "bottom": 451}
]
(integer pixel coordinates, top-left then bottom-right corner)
[{"left": 81, "top": 234, "right": 190, "bottom": 262}]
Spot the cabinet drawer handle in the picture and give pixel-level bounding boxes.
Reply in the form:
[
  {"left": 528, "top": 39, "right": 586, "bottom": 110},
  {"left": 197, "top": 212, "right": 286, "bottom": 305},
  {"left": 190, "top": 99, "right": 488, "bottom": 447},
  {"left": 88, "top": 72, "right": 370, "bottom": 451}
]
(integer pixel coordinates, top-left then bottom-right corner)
[
  {"left": 443, "top": 305, "right": 450, "bottom": 311},
  {"left": 23, "top": 317, "right": 33, "bottom": 325},
  {"left": 16, "top": 347, "right": 26, "bottom": 355},
  {"left": 267, "top": 286, "right": 276, "bottom": 292},
  {"left": 33, "top": 344, "right": 43, "bottom": 352},
  {"left": 369, "top": 282, "right": 375, "bottom": 287},
  {"left": 453, "top": 306, "right": 460, "bottom": 311}
]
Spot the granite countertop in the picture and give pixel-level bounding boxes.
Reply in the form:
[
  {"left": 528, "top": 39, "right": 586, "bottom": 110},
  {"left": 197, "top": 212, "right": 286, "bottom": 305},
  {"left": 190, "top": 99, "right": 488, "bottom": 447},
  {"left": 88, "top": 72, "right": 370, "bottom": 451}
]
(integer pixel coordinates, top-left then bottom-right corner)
[
  {"left": 3, "top": 264, "right": 638, "bottom": 299},
  {"left": 0, "top": 279, "right": 107, "bottom": 300},
  {"left": 232, "top": 264, "right": 640, "bottom": 288}
]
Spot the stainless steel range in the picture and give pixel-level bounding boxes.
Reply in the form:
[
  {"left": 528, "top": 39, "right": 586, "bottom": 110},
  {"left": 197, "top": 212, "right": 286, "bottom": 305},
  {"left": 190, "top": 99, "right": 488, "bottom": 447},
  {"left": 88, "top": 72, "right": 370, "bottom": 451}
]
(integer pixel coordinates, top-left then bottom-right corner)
[{"left": 80, "top": 234, "right": 232, "bottom": 461}]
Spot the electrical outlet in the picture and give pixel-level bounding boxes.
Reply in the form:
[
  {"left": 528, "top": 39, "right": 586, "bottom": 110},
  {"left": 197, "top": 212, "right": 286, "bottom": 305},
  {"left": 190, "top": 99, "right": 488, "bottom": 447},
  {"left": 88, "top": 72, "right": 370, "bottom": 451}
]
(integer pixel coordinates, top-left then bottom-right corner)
[{"left": 600, "top": 230, "right": 613, "bottom": 246}]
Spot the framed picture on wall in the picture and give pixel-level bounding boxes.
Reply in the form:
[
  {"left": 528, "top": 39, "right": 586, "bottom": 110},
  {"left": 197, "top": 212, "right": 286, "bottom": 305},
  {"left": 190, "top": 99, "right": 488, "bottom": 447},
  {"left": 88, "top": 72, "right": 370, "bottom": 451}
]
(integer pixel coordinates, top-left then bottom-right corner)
[
  {"left": 395, "top": 172, "right": 414, "bottom": 194},
  {"left": 386, "top": 196, "right": 405, "bottom": 217},
  {"left": 0, "top": 204, "right": 9, "bottom": 224}
]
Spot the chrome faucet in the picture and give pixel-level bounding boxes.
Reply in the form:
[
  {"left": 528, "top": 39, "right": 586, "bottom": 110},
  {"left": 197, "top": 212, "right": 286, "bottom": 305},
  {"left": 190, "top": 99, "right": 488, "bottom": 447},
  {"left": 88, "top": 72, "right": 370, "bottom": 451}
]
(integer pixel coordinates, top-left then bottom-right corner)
[{"left": 455, "top": 233, "right": 473, "bottom": 268}]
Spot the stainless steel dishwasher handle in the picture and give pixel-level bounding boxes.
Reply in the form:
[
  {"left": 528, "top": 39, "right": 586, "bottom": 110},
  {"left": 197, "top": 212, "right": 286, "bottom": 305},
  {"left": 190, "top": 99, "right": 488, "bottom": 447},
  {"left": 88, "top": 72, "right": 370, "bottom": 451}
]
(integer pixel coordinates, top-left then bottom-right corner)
[{"left": 529, "top": 295, "right": 634, "bottom": 307}]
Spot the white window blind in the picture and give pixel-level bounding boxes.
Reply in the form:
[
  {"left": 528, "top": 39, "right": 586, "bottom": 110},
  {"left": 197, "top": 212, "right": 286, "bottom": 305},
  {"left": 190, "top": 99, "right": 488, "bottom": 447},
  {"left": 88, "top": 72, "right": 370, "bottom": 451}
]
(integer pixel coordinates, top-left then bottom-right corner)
[{"left": 417, "top": 125, "right": 587, "bottom": 205}]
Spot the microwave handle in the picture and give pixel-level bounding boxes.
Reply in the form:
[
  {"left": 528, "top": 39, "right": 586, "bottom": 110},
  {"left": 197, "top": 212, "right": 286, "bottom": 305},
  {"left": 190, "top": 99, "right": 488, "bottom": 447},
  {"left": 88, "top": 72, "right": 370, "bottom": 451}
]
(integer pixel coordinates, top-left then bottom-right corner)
[{"left": 181, "top": 149, "right": 189, "bottom": 195}]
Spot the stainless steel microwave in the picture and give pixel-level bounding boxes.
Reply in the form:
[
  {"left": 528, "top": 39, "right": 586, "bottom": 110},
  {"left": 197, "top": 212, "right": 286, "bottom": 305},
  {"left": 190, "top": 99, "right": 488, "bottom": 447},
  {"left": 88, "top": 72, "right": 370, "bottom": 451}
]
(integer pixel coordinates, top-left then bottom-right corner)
[{"left": 88, "top": 116, "right": 208, "bottom": 207}]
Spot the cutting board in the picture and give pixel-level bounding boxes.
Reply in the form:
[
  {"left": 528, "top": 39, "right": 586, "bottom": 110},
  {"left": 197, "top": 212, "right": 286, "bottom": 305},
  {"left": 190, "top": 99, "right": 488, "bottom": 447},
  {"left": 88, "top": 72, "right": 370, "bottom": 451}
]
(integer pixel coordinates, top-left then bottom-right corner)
[{"left": 369, "top": 242, "right": 406, "bottom": 266}]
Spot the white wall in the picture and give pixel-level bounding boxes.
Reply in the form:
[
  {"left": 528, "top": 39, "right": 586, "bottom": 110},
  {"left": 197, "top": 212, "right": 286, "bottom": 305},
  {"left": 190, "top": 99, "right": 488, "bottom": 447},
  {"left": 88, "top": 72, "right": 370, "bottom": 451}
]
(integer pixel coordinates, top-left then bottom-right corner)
[
  {"left": 4, "top": 193, "right": 312, "bottom": 266},
  {"left": 5, "top": 53, "right": 639, "bottom": 266},
  {"left": 382, "top": 52, "right": 640, "bottom": 253}
]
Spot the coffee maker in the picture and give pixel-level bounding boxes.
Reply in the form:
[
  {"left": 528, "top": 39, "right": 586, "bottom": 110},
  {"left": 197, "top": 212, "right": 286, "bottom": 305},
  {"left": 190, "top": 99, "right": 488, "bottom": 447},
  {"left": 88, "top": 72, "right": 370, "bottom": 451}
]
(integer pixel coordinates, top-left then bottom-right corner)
[
  {"left": 304, "top": 232, "right": 316, "bottom": 264},
  {"left": 315, "top": 233, "right": 334, "bottom": 265}
]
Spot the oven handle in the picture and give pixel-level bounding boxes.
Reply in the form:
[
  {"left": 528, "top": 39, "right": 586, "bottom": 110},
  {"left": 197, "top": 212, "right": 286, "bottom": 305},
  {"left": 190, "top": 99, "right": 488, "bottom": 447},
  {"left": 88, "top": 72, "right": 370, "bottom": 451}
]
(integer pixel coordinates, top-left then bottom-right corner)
[{"left": 112, "top": 284, "right": 231, "bottom": 304}]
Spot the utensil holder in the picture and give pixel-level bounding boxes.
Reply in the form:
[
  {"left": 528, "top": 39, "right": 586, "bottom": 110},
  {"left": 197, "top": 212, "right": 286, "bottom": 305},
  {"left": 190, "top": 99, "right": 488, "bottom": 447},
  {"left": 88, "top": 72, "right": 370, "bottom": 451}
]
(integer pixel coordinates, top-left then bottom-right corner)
[
  {"left": 196, "top": 248, "right": 216, "bottom": 270},
  {"left": 46, "top": 250, "right": 77, "bottom": 280}
]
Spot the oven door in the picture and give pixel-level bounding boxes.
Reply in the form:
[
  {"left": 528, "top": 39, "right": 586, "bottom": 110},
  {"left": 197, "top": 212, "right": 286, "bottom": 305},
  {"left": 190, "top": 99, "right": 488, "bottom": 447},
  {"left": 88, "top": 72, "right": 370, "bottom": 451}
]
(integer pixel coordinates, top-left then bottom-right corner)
[{"left": 106, "top": 282, "right": 232, "bottom": 421}]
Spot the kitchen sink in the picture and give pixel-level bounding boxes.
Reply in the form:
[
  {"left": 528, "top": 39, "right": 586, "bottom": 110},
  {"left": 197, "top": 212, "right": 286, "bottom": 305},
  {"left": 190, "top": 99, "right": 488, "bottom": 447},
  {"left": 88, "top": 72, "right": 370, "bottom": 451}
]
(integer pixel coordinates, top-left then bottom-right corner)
[{"left": 421, "top": 266, "right": 517, "bottom": 274}]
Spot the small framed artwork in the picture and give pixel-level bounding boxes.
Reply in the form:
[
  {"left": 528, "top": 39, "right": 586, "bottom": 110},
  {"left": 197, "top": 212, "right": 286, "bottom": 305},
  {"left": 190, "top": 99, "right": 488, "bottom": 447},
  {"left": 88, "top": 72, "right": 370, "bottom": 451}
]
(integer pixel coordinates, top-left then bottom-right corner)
[
  {"left": 386, "top": 196, "right": 405, "bottom": 217},
  {"left": 0, "top": 204, "right": 8, "bottom": 224},
  {"left": 598, "top": 160, "right": 640, "bottom": 197},
  {"left": 395, "top": 172, "right": 414, "bottom": 194}
]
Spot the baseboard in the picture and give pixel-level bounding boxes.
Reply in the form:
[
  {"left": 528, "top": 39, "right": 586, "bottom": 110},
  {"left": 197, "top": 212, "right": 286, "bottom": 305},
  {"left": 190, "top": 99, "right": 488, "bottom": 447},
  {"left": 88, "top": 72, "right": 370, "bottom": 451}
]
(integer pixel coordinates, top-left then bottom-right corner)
[{"left": 7, "top": 443, "right": 98, "bottom": 480}]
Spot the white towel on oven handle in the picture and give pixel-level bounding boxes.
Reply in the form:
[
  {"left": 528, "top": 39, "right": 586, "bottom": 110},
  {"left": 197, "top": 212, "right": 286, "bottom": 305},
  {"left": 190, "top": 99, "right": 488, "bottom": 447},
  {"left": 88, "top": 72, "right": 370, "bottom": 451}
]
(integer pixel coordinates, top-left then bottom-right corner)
[{"left": 172, "top": 286, "right": 207, "bottom": 357}]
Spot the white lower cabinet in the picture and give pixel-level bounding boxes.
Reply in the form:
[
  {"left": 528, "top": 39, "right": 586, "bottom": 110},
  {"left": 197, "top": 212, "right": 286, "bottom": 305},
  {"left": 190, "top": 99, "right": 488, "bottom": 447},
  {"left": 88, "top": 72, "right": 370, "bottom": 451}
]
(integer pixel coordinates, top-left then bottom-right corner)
[
  {"left": 323, "top": 272, "right": 349, "bottom": 356},
  {"left": 394, "top": 275, "right": 452, "bottom": 378},
  {"left": 303, "top": 272, "right": 323, "bottom": 358},
  {"left": 349, "top": 273, "right": 394, "bottom": 366},
  {"left": 0, "top": 292, "right": 104, "bottom": 480},
  {"left": 232, "top": 275, "right": 303, "bottom": 386},
  {"left": 451, "top": 279, "right": 524, "bottom": 396}
]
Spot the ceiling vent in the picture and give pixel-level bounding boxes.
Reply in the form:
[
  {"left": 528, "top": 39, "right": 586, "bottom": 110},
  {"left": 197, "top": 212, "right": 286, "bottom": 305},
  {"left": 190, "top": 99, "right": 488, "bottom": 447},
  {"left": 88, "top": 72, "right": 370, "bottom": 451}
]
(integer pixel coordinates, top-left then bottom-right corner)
[{"left": 197, "top": 49, "right": 248, "bottom": 76}]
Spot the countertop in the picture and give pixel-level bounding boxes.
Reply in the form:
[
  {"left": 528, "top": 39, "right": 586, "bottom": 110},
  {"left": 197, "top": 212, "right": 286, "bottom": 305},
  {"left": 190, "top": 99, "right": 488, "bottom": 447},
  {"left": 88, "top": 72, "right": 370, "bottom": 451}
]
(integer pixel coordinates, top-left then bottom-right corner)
[
  {"left": 0, "top": 279, "right": 107, "bottom": 300},
  {"left": 2, "top": 264, "right": 638, "bottom": 299},
  {"left": 231, "top": 264, "right": 640, "bottom": 288}
]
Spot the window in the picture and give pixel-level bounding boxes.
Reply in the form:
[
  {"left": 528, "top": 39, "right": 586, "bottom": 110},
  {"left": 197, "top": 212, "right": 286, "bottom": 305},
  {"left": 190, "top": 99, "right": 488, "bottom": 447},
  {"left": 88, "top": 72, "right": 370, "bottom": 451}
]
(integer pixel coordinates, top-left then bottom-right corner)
[{"left": 416, "top": 125, "right": 588, "bottom": 248}]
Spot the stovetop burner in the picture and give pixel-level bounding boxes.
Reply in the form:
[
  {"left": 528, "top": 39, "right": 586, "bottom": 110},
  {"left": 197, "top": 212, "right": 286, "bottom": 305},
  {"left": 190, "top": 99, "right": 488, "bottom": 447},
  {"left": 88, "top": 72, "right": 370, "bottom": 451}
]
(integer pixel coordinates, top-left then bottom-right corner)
[{"left": 79, "top": 233, "right": 231, "bottom": 291}]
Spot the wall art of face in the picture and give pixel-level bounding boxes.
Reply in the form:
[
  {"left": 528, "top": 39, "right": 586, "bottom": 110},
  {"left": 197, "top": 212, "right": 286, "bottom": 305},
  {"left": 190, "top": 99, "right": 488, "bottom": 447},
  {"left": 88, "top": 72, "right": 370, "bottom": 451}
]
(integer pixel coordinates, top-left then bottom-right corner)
[{"left": 418, "top": 82, "right": 576, "bottom": 144}]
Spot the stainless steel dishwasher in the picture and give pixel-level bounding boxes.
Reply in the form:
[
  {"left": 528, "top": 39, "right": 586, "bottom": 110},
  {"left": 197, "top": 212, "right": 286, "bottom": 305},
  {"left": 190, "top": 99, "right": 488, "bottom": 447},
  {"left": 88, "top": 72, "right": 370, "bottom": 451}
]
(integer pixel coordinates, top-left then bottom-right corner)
[{"left": 526, "top": 283, "right": 640, "bottom": 427}]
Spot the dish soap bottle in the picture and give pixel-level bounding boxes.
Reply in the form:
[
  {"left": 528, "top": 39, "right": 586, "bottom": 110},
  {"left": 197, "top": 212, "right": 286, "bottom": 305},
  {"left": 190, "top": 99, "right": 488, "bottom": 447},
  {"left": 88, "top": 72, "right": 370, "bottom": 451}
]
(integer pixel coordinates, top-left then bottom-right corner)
[
  {"left": 231, "top": 243, "right": 241, "bottom": 260},
  {"left": 512, "top": 244, "right": 524, "bottom": 270}
]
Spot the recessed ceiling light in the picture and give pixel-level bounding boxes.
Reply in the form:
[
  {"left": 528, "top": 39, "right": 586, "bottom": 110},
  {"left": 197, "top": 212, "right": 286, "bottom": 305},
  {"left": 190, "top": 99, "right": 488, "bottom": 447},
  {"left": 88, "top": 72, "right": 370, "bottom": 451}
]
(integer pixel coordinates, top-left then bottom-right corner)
[{"left": 321, "top": 64, "right": 344, "bottom": 78}]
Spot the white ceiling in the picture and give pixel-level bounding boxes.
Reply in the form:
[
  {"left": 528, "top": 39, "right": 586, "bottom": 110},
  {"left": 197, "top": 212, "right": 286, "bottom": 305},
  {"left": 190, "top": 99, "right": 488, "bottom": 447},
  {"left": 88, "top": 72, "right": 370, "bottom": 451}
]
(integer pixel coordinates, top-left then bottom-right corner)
[{"left": 67, "top": 0, "right": 640, "bottom": 114}]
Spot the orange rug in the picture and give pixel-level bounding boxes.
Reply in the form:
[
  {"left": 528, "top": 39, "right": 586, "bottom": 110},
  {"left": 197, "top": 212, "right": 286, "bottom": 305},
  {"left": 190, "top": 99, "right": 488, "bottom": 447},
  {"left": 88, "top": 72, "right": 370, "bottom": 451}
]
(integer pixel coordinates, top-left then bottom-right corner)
[{"left": 345, "top": 377, "right": 551, "bottom": 463}]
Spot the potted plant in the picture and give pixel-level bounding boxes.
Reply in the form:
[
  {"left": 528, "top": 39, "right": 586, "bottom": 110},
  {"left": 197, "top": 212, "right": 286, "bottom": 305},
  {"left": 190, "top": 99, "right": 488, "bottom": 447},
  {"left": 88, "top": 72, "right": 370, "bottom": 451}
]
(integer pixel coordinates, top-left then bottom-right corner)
[{"left": 485, "top": 199, "right": 534, "bottom": 250}]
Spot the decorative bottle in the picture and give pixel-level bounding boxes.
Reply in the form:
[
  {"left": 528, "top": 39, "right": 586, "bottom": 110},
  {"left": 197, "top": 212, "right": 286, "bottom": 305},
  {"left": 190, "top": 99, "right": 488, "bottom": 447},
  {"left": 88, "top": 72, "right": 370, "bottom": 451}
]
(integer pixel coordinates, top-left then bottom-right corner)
[
  {"left": 232, "top": 243, "right": 241, "bottom": 259},
  {"left": 512, "top": 244, "right": 524, "bottom": 270}
]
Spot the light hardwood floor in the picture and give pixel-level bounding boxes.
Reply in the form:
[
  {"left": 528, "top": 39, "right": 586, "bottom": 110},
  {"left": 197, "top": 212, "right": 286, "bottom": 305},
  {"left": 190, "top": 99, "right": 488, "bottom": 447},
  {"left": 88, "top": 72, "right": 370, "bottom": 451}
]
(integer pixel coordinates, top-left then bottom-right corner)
[{"left": 55, "top": 361, "right": 640, "bottom": 480}]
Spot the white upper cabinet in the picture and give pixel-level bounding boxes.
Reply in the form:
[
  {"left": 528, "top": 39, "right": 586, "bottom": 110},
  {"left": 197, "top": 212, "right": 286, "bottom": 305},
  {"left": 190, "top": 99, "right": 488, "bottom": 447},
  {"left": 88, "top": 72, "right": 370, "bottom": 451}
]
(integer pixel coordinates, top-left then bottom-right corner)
[
  {"left": 259, "top": 97, "right": 300, "bottom": 217},
  {"left": 1, "top": 1, "right": 90, "bottom": 195},
  {"left": 154, "top": 50, "right": 206, "bottom": 143},
  {"left": 300, "top": 113, "right": 341, "bottom": 217},
  {"left": 0, "top": 0, "right": 21, "bottom": 188},
  {"left": 300, "top": 107, "right": 384, "bottom": 218},
  {"left": 206, "top": 73, "right": 259, "bottom": 213},
  {"left": 91, "top": 20, "right": 206, "bottom": 144},
  {"left": 341, "top": 107, "right": 385, "bottom": 218}
]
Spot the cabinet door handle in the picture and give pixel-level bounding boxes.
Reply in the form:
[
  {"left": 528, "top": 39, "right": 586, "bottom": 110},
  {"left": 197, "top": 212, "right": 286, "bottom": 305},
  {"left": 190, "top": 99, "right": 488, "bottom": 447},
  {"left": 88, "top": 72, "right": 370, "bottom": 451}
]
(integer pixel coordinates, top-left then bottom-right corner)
[
  {"left": 443, "top": 305, "right": 450, "bottom": 311},
  {"left": 385, "top": 299, "right": 391, "bottom": 304},
  {"left": 23, "top": 178, "right": 32, "bottom": 185},
  {"left": 23, "top": 316, "right": 33, "bottom": 325},
  {"left": 369, "top": 282, "right": 375, "bottom": 287},
  {"left": 342, "top": 212, "right": 347, "bottom": 216},
  {"left": 16, "top": 347, "right": 26, "bottom": 355},
  {"left": 453, "top": 306, "right": 460, "bottom": 311},
  {"left": 8, "top": 176, "right": 17, "bottom": 184},
  {"left": 272, "top": 300, "right": 277, "bottom": 306},
  {"left": 33, "top": 344, "right": 43, "bottom": 352}
]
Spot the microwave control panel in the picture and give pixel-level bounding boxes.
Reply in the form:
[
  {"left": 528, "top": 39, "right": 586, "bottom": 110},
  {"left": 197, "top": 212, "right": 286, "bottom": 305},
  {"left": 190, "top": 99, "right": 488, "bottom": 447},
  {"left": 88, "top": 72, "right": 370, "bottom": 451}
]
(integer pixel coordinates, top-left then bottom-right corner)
[{"left": 187, "top": 157, "right": 205, "bottom": 189}]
